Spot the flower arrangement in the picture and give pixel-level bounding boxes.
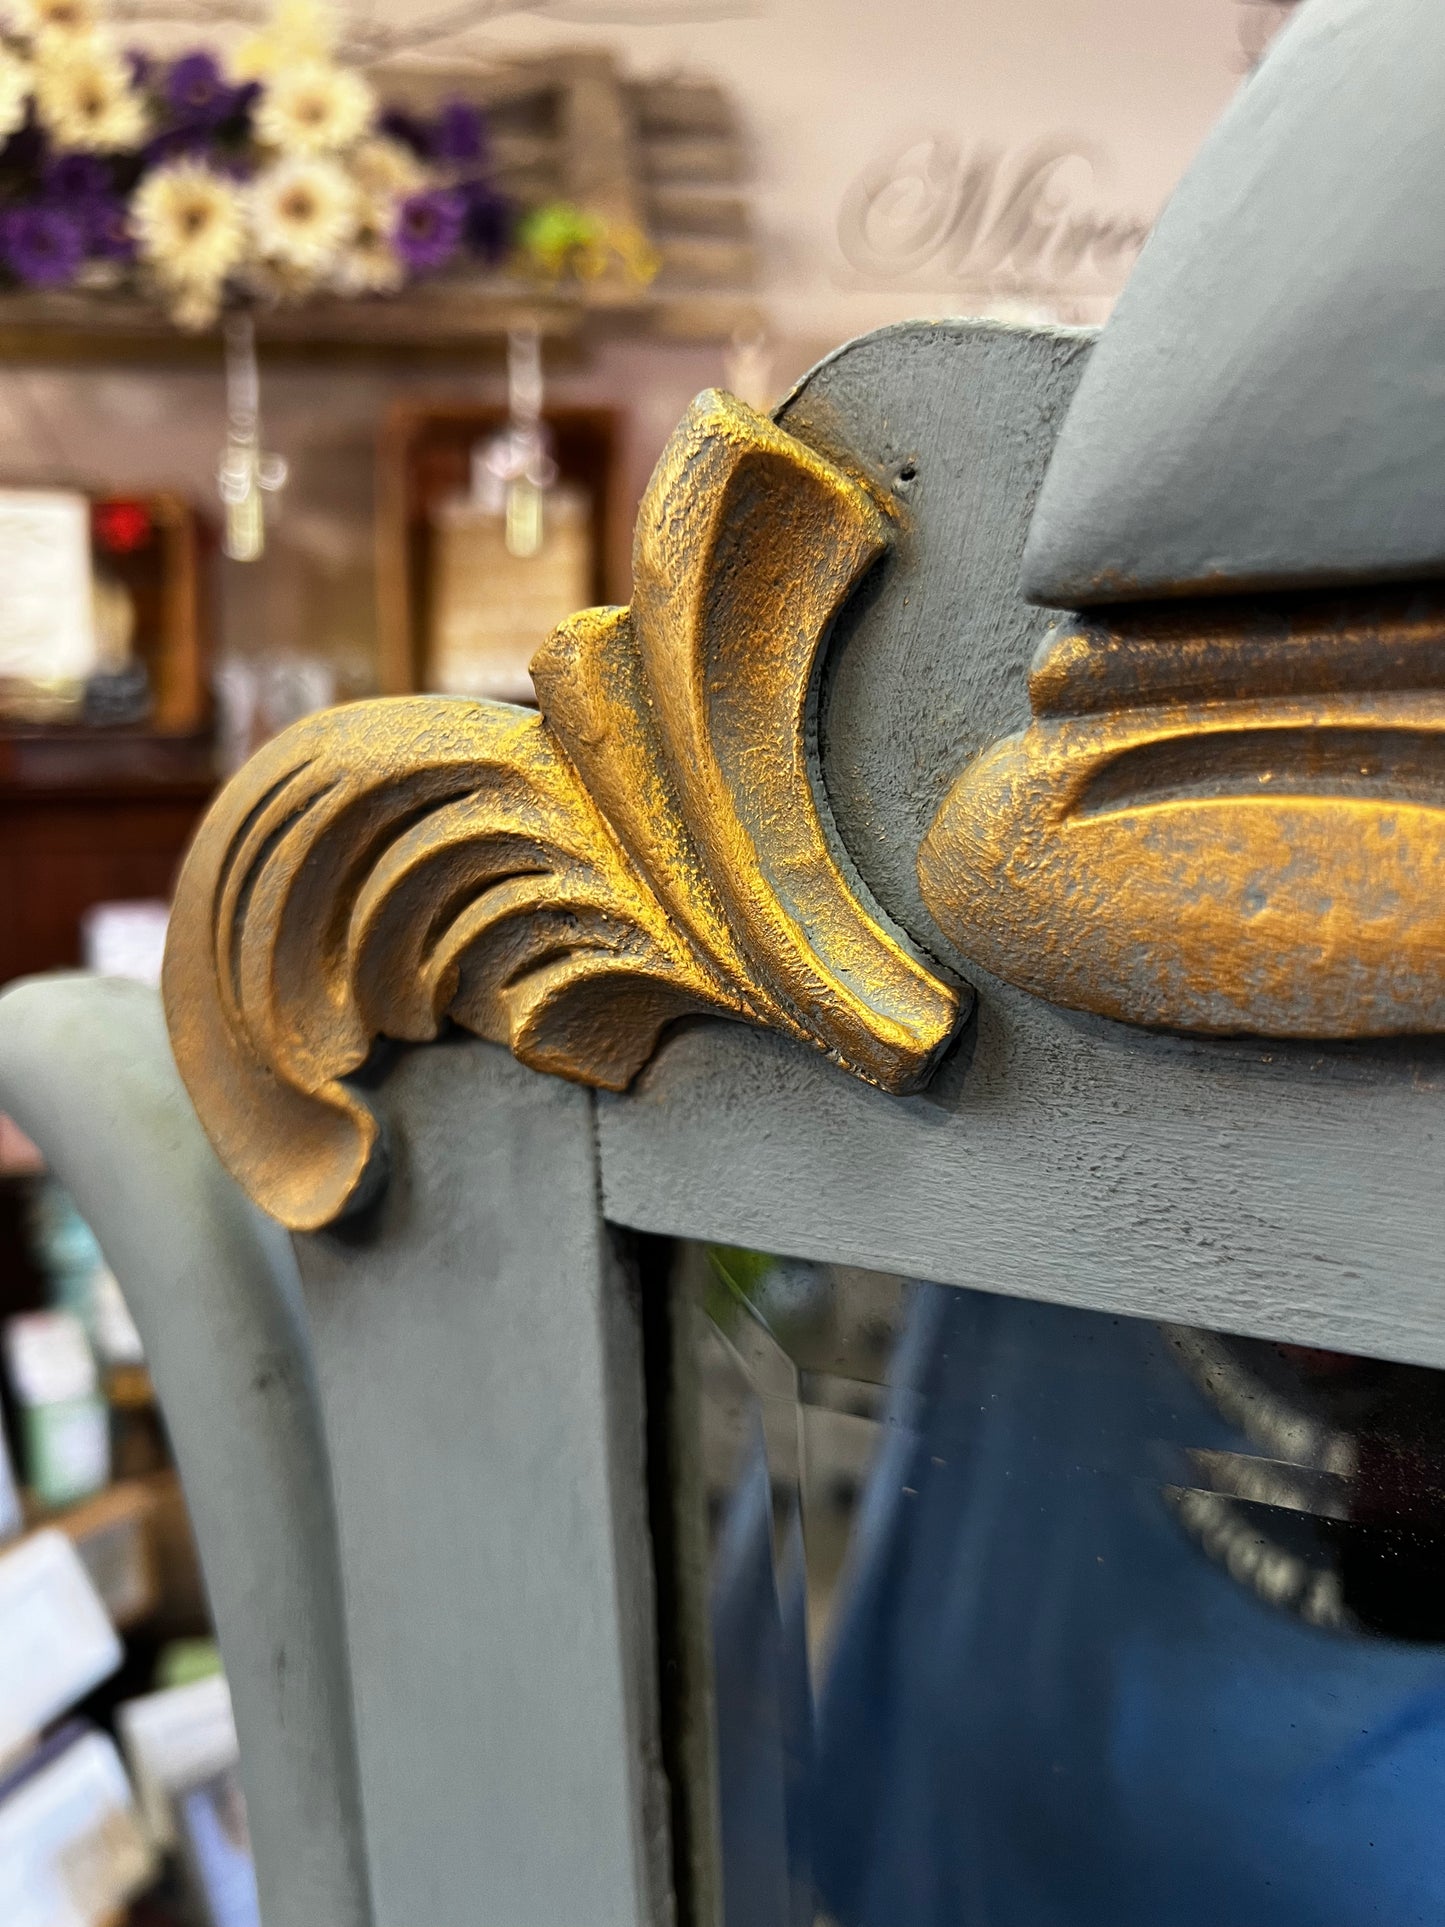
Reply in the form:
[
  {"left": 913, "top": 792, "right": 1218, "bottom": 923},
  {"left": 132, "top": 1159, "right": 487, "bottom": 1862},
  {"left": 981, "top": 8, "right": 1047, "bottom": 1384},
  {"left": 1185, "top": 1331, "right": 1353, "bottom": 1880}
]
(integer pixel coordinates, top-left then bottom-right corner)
[{"left": 0, "top": 0, "right": 520, "bottom": 328}]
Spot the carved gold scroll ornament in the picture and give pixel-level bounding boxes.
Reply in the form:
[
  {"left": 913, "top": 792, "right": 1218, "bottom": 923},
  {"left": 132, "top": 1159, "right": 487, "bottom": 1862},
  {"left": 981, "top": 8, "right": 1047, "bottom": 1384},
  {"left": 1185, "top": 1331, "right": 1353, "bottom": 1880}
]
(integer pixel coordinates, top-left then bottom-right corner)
[
  {"left": 919, "top": 591, "right": 1445, "bottom": 1037},
  {"left": 163, "top": 392, "right": 963, "bottom": 1231}
]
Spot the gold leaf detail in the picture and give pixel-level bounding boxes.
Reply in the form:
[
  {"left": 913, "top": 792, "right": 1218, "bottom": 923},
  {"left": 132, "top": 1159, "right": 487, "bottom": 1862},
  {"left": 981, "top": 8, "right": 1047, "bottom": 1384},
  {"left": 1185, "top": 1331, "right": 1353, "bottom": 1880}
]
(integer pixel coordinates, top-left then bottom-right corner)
[{"left": 164, "top": 392, "right": 963, "bottom": 1230}]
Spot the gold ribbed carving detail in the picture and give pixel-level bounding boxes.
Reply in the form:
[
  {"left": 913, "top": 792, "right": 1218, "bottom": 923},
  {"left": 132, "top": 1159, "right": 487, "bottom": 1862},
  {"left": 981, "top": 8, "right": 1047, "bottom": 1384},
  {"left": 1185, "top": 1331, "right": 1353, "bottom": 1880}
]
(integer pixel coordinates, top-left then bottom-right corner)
[
  {"left": 163, "top": 391, "right": 963, "bottom": 1230},
  {"left": 919, "top": 591, "right": 1445, "bottom": 1039}
]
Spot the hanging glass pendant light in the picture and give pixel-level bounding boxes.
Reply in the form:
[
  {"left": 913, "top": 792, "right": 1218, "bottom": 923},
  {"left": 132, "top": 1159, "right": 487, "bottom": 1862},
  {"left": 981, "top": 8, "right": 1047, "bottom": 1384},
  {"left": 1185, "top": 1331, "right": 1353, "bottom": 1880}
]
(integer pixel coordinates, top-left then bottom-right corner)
[
  {"left": 471, "top": 326, "right": 557, "bottom": 558},
  {"left": 216, "top": 314, "right": 289, "bottom": 563}
]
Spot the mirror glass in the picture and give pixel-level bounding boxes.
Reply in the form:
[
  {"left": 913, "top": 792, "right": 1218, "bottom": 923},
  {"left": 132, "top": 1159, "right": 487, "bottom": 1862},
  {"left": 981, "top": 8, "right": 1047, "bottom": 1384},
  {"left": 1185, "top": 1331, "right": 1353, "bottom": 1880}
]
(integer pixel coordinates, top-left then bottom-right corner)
[{"left": 679, "top": 1245, "right": 1445, "bottom": 1927}]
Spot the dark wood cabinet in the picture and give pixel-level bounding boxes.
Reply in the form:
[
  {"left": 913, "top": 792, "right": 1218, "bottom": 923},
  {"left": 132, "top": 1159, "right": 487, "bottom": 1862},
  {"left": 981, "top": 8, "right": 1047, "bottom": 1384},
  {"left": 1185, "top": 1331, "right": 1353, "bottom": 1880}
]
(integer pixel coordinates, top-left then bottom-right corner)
[{"left": 0, "top": 732, "right": 213, "bottom": 985}]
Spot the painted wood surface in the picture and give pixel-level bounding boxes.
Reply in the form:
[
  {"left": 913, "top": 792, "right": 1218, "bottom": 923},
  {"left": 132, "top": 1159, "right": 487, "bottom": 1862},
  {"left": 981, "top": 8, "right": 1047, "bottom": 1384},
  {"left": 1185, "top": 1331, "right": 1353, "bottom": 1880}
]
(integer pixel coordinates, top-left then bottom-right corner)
[
  {"left": 289, "top": 1038, "right": 672, "bottom": 1927},
  {"left": 598, "top": 317, "right": 1445, "bottom": 1373},
  {"left": 6, "top": 298, "right": 1445, "bottom": 1927},
  {"left": 1022, "top": 0, "right": 1445, "bottom": 603},
  {"left": 779, "top": 318, "right": 1092, "bottom": 954},
  {"left": 599, "top": 1003, "right": 1445, "bottom": 1370},
  {"left": 0, "top": 975, "right": 371, "bottom": 1927}
]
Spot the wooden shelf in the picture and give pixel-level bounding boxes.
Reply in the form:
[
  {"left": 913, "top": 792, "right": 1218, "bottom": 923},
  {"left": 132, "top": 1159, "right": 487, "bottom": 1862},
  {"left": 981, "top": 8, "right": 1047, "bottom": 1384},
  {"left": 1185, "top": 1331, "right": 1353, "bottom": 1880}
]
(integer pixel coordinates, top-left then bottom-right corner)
[
  {"left": 0, "top": 279, "right": 761, "bottom": 361},
  {"left": 18, "top": 1471, "right": 204, "bottom": 1636},
  {"left": 28, "top": 1478, "right": 161, "bottom": 1633},
  {"left": 0, "top": 728, "right": 216, "bottom": 797}
]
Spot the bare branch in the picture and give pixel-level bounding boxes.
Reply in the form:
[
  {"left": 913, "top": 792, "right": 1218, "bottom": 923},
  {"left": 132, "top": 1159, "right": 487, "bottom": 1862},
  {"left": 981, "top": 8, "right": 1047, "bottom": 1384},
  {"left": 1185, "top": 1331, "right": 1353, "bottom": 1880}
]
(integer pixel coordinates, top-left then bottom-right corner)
[{"left": 110, "top": 0, "right": 752, "bottom": 62}]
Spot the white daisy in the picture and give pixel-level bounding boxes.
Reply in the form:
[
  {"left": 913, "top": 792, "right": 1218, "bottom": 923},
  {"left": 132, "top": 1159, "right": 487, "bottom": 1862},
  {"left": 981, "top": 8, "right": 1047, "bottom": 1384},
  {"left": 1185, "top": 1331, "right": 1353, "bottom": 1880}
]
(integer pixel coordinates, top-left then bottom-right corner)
[
  {"left": 251, "top": 154, "right": 356, "bottom": 273},
  {"left": 9, "top": 0, "right": 99, "bottom": 41},
  {"left": 253, "top": 60, "right": 373, "bottom": 156},
  {"left": 131, "top": 160, "right": 248, "bottom": 294},
  {"left": 232, "top": 0, "right": 336, "bottom": 82},
  {"left": 348, "top": 136, "right": 425, "bottom": 201},
  {"left": 34, "top": 38, "right": 146, "bottom": 151},
  {"left": 332, "top": 215, "right": 404, "bottom": 294}
]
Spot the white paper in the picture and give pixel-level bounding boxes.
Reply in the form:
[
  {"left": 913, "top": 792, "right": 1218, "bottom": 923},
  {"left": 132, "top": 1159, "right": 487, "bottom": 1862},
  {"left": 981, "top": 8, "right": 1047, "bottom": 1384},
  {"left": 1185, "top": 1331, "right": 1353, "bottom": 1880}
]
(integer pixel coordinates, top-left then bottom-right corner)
[
  {"left": 0, "top": 1729, "right": 153, "bottom": 1927},
  {"left": 0, "top": 492, "right": 96, "bottom": 684},
  {"left": 80, "top": 901, "right": 170, "bottom": 988},
  {"left": 0, "top": 1534, "right": 121, "bottom": 1767},
  {"left": 4, "top": 1312, "right": 98, "bottom": 1407},
  {"left": 118, "top": 1674, "right": 238, "bottom": 1850}
]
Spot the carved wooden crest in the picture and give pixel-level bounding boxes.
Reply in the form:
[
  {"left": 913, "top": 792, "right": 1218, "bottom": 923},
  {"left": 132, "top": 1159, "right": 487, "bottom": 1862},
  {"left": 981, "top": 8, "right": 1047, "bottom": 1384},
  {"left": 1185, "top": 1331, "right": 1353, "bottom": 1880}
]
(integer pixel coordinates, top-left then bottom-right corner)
[
  {"left": 163, "top": 391, "right": 963, "bottom": 1231},
  {"left": 919, "top": 589, "right": 1445, "bottom": 1038},
  {"left": 163, "top": 348, "right": 1444, "bottom": 1241}
]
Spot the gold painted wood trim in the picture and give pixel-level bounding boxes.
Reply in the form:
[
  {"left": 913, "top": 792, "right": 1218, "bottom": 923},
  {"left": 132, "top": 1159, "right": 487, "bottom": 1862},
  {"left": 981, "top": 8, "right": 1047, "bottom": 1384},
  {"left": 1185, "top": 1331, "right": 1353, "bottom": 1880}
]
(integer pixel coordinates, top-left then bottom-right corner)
[
  {"left": 919, "top": 590, "right": 1445, "bottom": 1039},
  {"left": 163, "top": 391, "right": 964, "bottom": 1231}
]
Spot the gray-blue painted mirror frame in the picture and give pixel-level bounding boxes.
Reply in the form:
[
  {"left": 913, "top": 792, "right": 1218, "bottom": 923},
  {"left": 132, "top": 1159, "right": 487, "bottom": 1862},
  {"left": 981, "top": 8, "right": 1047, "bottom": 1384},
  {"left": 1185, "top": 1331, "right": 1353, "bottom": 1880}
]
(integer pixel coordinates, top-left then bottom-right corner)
[{"left": 4, "top": 304, "right": 1445, "bottom": 1926}]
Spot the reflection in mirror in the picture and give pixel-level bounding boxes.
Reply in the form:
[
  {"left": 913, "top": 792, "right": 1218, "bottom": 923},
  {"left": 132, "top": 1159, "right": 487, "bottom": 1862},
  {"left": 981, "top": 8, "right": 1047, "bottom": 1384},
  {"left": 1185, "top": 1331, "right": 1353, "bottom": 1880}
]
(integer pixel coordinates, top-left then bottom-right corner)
[{"left": 679, "top": 1246, "right": 1445, "bottom": 1927}]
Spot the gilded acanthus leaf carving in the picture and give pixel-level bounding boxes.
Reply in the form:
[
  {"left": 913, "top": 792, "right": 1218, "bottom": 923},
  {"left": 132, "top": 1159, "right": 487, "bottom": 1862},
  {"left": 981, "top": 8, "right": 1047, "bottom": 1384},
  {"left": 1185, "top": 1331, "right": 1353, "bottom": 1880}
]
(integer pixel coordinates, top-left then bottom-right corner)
[
  {"left": 918, "top": 590, "right": 1445, "bottom": 1039},
  {"left": 163, "top": 391, "right": 964, "bottom": 1231}
]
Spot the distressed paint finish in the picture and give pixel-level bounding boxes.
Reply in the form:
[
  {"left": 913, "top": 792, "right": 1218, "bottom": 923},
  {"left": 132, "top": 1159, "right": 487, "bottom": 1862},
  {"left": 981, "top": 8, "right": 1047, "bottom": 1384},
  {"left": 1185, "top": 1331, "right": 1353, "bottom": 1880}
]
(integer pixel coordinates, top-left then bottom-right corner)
[
  {"left": 162, "top": 388, "right": 961, "bottom": 1232},
  {"left": 4, "top": 254, "right": 1445, "bottom": 1927},
  {"left": 597, "top": 1007, "right": 1445, "bottom": 1373},
  {"left": 290, "top": 1039, "right": 672, "bottom": 1927},
  {"left": 0, "top": 977, "right": 676, "bottom": 1927},
  {"left": 920, "top": 591, "right": 1445, "bottom": 1035}
]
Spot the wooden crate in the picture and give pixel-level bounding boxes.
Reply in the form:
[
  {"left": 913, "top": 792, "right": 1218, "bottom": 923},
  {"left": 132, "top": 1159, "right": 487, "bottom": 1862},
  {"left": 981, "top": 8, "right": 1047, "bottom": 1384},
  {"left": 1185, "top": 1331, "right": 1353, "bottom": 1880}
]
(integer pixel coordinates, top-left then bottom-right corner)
[{"left": 378, "top": 49, "right": 757, "bottom": 298}]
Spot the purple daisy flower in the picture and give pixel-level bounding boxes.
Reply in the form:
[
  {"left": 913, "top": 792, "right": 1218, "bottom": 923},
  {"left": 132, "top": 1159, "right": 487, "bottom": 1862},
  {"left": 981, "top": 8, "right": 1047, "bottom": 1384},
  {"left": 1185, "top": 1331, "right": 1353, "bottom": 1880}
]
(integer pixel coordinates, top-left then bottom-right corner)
[
  {"left": 79, "top": 196, "right": 135, "bottom": 263},
  {"left": 153, "top": 52, "right": 257, "bottom": 155},
  {"left": 459, "top": 180, "right": 512, "bottom": 266},
  {"left": 43, "top": 154, "right": 111, "bottom": 201},
  {"left": 4, "top": 206, "right": 86, "bottom": 288},
  {"left": 166, "top": 52, "right": 231, "bottom": 124},
  {"left": 141, "top": 122, "right": 211, "bottom": 163},
  {"left": 394, "top": 189, "right": 465, "bottom": 273},
  {"left": 431, "top": 100, "right": 487, "bottom": 165}
]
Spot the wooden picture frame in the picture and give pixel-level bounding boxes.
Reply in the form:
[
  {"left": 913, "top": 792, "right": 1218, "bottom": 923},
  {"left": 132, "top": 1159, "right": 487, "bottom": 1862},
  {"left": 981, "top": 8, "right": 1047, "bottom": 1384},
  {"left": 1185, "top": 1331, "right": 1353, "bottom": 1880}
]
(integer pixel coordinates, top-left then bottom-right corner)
[
  {"left": 0, "top": 490, "right": 209, "bottom": 736},
  {"left": 95, "top": 491, "right": 210, "bottom": 737}
]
